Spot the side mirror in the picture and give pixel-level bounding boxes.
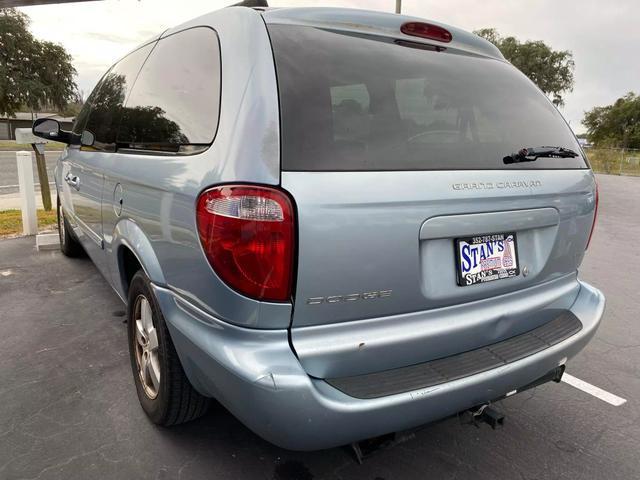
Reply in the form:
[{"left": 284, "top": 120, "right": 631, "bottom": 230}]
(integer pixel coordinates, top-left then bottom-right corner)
[{"left": 33, "top": 118, "right": 71, "bottom": 144}]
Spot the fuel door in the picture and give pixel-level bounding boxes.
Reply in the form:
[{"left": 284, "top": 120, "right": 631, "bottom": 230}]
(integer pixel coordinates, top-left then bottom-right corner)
[{"left": 113, "top": 183, "right": 123, "bottom": 217}]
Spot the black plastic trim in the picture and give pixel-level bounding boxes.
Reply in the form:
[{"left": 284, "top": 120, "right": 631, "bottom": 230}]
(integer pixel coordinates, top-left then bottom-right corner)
[{"left": 326, "top": 311, "right": 582, "bottom": 399}]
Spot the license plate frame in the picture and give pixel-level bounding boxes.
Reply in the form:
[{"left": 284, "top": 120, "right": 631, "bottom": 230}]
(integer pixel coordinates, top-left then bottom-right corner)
[{"left": 455, "top": 232, "right": 520, "bottom": 287}]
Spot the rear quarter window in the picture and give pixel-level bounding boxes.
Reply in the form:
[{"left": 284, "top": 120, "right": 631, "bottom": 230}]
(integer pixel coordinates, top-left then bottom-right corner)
[
  {"left": 116, "top": 27, "right": 221, "bottom": 153},
  {"left": 267, "top": 25, "right": 587, "bottom": 171}
]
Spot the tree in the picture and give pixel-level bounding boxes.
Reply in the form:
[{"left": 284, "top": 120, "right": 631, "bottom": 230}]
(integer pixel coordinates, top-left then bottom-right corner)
[
  {"left": 0, "top": 8, "right": 78, "bottom": 116},
  {"left": 474, "top": 28, "right": 574, "bottom": 107},
  {"left": 583, "top": 92, "right": 640, "bottom": 149}
]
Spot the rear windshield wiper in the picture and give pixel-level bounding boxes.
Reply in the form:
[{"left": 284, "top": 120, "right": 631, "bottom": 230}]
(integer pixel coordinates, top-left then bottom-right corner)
[{"left": 503, "top": 146, "right": 579, "bottom": 164}]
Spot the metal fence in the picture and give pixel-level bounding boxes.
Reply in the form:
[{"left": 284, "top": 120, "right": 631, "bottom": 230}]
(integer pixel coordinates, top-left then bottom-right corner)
[{"left": 584, "top": 147, "right": 640, "bottom": 176}]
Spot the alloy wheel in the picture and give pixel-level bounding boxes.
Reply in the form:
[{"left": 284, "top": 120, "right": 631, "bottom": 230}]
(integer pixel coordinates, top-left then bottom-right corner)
[{"left": 133, "top": 295, "right": 161, "bottom": 399}]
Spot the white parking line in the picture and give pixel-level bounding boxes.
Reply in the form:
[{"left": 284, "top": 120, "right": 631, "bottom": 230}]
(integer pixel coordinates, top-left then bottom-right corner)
[{"left": 562, "top": 373, "right": 627, "bottom": 406}]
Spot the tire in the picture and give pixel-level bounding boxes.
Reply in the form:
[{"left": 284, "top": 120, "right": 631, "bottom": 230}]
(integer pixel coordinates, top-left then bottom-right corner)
[
  {"left": 127, "top": 270, "right": 210, "bottom": 425},
  {"left": 57, "top": 196, "right": 83, "bottom": 257}
]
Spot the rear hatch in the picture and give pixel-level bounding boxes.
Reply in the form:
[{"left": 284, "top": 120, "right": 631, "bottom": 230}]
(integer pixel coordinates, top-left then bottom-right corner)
[{"left": 267, "top": 23, "right": 596, "bottom": 376}]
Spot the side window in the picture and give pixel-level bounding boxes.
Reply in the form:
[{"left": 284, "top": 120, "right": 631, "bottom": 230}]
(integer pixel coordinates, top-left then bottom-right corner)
[
  {"left": 80, "top": 44, "right": 154, "bottom": 152},
  {"left": 71, "top": 98, "right": 93, "bottom": 138},
  {"left": 70, "top": 73, "right": 108, "bottom": 144},
  {"left": 117, "top": 27, "right": 221, "bottom": 153}
]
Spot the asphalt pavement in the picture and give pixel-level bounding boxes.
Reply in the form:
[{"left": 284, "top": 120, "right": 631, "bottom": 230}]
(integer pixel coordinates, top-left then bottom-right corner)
[
  {"left": 0, "top": 173, "right": 638, "bottom": 480},
  {"left": 0, "top": 151, "right": 59, "bottom": 194}
]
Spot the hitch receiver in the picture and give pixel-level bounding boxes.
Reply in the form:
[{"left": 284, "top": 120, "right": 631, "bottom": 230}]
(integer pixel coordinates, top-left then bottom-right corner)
[
  {"left": 470, "top": 404, "right": 505, "bottom": 429},
  {"left": 349, "top": 430, "right": 416, "bottom": 464}
]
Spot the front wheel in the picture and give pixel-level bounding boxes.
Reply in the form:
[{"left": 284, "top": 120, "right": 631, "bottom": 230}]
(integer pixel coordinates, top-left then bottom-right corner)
[
  {"left": 127, "top": 270, "right": 210, "bottom": 425},
  {"left": 57, "top": 197, "right": 83, "bottom": 257}
]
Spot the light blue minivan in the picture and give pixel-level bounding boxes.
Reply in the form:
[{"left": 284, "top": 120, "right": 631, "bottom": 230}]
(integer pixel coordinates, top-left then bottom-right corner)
[{"left": 33, "top": 4, "right": 604, "bottom": 451}]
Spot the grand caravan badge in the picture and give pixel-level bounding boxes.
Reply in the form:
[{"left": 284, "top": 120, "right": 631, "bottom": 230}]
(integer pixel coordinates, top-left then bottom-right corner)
[{"left": 452, "top": 180, "right": 542, "bottom": 191}]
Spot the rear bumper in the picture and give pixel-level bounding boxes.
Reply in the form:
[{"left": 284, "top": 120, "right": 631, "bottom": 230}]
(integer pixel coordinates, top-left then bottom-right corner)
[{"left": 155, "top": 280, "right": 604, "bottom": 451}]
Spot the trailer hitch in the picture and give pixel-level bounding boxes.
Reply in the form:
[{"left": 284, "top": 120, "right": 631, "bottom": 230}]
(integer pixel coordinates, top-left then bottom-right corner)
[
  {"left": 346, "top": 367, "right": 566, "bottom": 463},
  {"left": 349, "top": 430, "right": 417, "bottom": 464},
  {"left": 469, "top": 403, "right": 505, "bottom": 429}
]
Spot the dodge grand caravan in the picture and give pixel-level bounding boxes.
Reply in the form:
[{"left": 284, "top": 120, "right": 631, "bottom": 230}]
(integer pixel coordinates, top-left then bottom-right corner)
[{"left": 33, "top": 4, "right": 604, "bottom": 450}]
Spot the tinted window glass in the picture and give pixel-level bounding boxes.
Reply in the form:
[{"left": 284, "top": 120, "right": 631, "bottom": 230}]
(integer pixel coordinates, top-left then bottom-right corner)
[
  {"left": 117, "top": 27, "right": 221, "bottom": 152},
  {"left": 268, "top": 25, "right": 586, "bottom": 171},
  {"left": 331, "top": 84, "right": 370, "bottom": 146},
  {"left": 71, "top": 99, "right": 93, "bottom": 139},
  {"left": 71, "top": 71, "right": 111, "bottom": 143},
  {"left": 81, "top": 44, "right": 154, "bottom": 151}
]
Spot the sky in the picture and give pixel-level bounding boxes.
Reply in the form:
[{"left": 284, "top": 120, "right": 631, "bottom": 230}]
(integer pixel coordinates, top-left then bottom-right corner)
[{"left": 17, "top": 0, "right": 640, "bottom": 133}]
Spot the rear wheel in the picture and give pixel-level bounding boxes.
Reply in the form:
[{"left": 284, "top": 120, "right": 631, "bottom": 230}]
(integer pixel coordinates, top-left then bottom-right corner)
[
  {"left": 57, "top": 197, "right": 83, "bottom": 257},
  {"left": 127, "top": 270, "right": 210, "bottom": 425}
]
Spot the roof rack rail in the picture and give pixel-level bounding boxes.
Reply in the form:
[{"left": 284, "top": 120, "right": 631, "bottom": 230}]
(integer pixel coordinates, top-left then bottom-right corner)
[{"left": 229, "top": 0, "right": 269, "bottom": 7}]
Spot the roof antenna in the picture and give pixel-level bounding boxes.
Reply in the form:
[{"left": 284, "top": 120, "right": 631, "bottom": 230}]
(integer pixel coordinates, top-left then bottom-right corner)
[{"left": 229, "top": 0, "right": 269, "bottom": 7}]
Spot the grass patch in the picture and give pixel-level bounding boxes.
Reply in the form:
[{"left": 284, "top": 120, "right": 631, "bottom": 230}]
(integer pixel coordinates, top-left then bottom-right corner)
[
  {"left": 0, "top": 209, "right": 57, "bottom": 236},
  {"left": 0, "top": 140, "right": 64, "bottom": 151},
  {"left": 585, "top": 148, "right": 640, "bottom": 176}
]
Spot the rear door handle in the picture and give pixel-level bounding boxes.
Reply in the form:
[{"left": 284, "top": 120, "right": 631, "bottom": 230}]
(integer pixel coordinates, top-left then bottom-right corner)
[{"left": 64, "top": 173, "right": 80, "bottom": 190}]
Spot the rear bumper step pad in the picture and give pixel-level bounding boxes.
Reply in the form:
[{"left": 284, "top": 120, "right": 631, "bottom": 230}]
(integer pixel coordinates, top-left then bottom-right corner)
[{"left": 326, "top": 312, "right": 582, "bottom": 399}]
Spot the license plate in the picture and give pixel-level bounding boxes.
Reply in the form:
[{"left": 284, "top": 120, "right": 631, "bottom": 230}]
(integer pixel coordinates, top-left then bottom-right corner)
[{"left": 455, "top": 232, "right": 519, "bottom": 286}]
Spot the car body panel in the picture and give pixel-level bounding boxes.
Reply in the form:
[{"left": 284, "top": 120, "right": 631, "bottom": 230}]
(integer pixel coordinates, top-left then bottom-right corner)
[
  {"left": 58, "top": 148, "right": 108, "bottom": 273},
  {"left": 51, "top": 5, "right": 605, "bottom": 451},
  {"left": 291, "top": 273, "right": 581, "bottom": 379},
  {"left": 160, "top": 7, "right": 281, "bottom": 188},
  {"left": 158, "top": 279, "right": 604, "bottom": 450},
  {"left": 59, "top": 6, "right": 290, "bottom": 329},
  {"left": 282, "top": 169, "right": 595, "bottom": 329},
  {"left": 109, "top": 217, "right": 167, "bottom": 298},
  {"left": 261, "top": 7, "right": 504, "bottom": 60}
]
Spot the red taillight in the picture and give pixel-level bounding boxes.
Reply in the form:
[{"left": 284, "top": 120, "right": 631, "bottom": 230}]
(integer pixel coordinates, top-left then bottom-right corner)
[
  {"left": 196, "top": 185, "right": 295, "bottom": 302},
  {"left": 585, "top": 181, "right": 599, "bottom": 250},
  {"left": 400, "top": 22, "right": 453, "bottom": 43}
]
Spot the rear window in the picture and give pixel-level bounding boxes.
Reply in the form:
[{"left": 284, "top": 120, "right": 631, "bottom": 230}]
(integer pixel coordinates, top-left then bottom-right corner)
[{"left": 268, "top": 25, "right": 586, "bottom": 171}]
